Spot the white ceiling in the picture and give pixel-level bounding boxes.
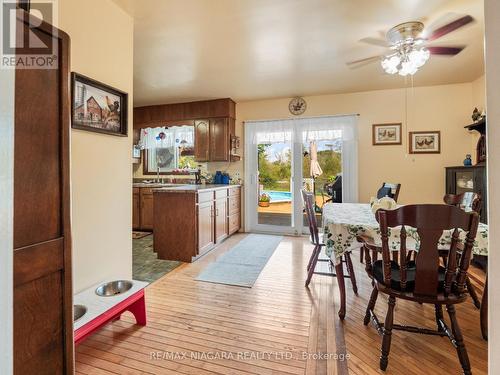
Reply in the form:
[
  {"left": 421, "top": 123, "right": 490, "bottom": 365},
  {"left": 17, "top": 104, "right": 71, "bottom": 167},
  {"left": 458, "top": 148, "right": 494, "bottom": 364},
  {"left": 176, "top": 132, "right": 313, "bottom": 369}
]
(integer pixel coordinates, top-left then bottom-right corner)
[{"left": 113, "top": 0, "right": 484, "bottom": 106}]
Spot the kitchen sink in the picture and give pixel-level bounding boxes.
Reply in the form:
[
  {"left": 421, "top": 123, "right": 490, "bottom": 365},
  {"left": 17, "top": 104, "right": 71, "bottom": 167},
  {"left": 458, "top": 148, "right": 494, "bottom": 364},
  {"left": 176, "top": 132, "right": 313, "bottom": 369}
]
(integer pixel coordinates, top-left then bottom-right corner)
[
  {"left": 95, "top": 280, "right": 133, "bottom": 297},
  {"left": 74, "top": 304, "right": 87, "bottom": 322}
]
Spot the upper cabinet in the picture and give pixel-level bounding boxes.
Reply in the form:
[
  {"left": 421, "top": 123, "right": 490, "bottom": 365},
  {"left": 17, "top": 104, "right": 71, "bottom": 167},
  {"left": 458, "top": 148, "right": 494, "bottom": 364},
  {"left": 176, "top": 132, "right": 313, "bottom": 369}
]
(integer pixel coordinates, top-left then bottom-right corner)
[
  {"left": 135, "top": 98, "right": 237, "bottom": 163},
  {"left": 194, "top": 120, "right": 210, "bottom": 162},
  {"left": 134, "top": 98, "right": 235, "bottom": 128}
]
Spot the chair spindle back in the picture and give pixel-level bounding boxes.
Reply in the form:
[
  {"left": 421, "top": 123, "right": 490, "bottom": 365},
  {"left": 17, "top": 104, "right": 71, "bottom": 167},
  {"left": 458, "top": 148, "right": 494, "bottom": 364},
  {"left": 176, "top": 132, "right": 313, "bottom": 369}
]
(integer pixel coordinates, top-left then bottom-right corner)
[
  {"left": 302, "top": 190, "right": 320, "bottom": 245},
  {"left": 376, "top": 204, "right": 479, "bottom": 297}
]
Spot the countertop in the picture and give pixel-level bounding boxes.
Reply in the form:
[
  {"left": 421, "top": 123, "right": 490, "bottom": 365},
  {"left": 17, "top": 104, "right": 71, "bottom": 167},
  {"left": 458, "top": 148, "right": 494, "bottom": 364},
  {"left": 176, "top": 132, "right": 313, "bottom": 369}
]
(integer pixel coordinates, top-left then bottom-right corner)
[
  {"left": 133, "top": 183, "right": 185, "bottom": 188},
  {"left": 153, "top": 184, "right": 241, "bottom": 193}
]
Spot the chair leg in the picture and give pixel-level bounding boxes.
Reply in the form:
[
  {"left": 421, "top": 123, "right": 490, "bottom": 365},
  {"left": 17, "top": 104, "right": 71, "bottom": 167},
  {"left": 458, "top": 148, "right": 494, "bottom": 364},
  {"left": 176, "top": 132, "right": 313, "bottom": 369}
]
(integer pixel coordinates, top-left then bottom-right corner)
[
  {"left": 380, "top": 295, "right": 396, "bottom": 371},
  {"left": 307, "top": 244, "right": 318, "bottom": 271},
  {"left": 344, "top": 252, "right": 358, "bottom": 295},
  {"left": 434, "top": 304, "right": 444, "bottom": 332},
  {"left": 465, "top": 276, "right": 481, "bottom": 309},
  {"left": 305, "top": 245, "right": 321, "bottom": 287},
  {"left": 364, "top": 287, "right": 378, "bottom": 325},
  {"left": 446, "top": 304, "right": 472, "bottom": 375}
]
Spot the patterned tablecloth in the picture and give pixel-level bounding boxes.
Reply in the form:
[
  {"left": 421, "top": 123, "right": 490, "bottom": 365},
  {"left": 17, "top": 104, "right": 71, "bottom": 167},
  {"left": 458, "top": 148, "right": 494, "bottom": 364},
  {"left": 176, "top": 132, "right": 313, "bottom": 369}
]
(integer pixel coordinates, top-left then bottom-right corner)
[{"left": 322, "top": 203, "right": 488, "bottom": 264}]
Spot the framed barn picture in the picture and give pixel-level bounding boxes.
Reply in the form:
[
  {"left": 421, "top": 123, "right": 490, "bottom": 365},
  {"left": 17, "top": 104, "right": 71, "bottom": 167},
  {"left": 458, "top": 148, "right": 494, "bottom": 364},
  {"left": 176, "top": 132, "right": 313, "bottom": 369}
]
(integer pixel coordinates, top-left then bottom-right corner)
[
  {"left": 409, "top": 131, "right": 441, "bottom": 154},
  {"left": 372, "top": 123, "right": 402, "bottom": 145},
  {"left": 71, "top": 73, "right": 128, "bottom": 136}
]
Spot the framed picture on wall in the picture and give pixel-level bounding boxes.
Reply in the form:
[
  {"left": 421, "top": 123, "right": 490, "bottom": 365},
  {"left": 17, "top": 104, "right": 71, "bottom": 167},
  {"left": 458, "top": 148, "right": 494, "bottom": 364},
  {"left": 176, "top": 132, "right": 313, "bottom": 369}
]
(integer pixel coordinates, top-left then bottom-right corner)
[
  {"left": 409, "top": 131, "right": 441, "bottom": 154},
  {"left": 372, "top": 123, "right": 402, "bottom": 145},
  {"left": 71, "top": 73, "right": 128, "bottom": 136}
]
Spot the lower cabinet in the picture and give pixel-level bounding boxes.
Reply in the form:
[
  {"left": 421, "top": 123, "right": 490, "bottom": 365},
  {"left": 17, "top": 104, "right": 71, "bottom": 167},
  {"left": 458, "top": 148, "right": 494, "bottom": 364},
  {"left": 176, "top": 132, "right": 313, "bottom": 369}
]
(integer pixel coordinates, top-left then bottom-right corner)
[
  {"left": 153, "top": 186, "right": 241, "bottom": 262},
  {"left": 133, "top": 187, "right": 154, "bottom": 231},
  {"left": 133, "top": 188, "right": 140, "bottom": 229},
  {"left": 198, "top": 200, "right": 215, "bottom": 255}
]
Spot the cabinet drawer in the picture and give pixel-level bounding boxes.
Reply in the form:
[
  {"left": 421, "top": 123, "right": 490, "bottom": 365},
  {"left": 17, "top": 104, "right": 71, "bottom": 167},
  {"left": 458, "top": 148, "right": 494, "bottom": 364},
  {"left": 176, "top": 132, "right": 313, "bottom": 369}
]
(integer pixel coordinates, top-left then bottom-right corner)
[
  {"left": 229, "top": 187, "right": 240, "bottom": 197},
  {"left": 141, "top": 188, "right": 153, "bottom": 195},
  {"left": 228, "top": 196, "right": 240, "bottom": 215},
  {"left": 228, "top": 212, "right": 240, "bottom": 234},
  {"left": 215, "top": 188, "right": 228, "bottom": 200},
  {"left": 198, "top": 191, "right": 214, "bottom": 203},
  {"left": 133, "top": 187, "right": 139, "bottom": 194}
]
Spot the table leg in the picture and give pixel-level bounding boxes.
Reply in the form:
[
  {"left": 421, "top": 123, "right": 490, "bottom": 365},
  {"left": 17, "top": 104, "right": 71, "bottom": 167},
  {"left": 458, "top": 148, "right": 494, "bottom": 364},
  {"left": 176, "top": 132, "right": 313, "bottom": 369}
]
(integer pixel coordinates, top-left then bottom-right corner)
[
  {"left": 480, "top": 275, "right": 487, "bottom": 340},
  {"left": 335, "top": 259, "right": 346, "bottom": 320},
  {"left": 127, "top": 294, "right": 147, "bottom": 326}
]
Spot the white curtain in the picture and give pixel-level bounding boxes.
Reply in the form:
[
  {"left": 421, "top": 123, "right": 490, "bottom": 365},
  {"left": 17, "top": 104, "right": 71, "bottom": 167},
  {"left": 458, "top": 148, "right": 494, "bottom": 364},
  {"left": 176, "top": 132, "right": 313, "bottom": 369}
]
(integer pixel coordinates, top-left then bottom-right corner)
[
  {"left": 246, "top": 115, "right": 359, "bottom": 202},
  {"left": 139, "top": 126, "right": 194, "bottom": 172}
]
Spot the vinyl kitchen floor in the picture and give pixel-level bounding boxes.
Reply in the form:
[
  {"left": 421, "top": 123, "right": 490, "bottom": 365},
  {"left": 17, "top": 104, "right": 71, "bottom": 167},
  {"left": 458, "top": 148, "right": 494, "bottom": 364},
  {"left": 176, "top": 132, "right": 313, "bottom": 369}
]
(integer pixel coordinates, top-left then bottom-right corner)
[{"left": 133, "top": 234, "right": 182, "bottom": 283}]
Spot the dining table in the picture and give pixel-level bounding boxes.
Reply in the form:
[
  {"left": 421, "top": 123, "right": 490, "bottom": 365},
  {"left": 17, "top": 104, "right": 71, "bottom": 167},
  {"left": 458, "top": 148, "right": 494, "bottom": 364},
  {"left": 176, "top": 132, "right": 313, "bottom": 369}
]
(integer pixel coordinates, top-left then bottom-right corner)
[{"left": 321, "top": 202, "right": 488, "bottom": 339}]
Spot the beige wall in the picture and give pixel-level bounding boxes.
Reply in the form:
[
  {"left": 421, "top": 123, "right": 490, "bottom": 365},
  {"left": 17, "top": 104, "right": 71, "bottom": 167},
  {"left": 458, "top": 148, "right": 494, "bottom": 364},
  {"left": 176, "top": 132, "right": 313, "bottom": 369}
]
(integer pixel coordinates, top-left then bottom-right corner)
[
  {"left": 235, "top": 82, "right": 481, "bottom": 204},
  {"left": 485, "top": 0, "right": 499, "bottom": 371},
  {"left": 59, "top": 0, "right": 134, "bottom": 293}
]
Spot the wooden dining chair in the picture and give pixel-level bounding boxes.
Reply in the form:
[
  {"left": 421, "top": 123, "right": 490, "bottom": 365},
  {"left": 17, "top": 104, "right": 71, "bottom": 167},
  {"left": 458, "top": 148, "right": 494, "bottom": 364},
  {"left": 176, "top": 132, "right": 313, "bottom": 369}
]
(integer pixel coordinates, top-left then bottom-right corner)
[
  {"left": 376, "top": 182, "right": 401, "bottom": 201},
  {"left": 443, "top": 192, "right": 482, "bottom": 309},
  {"left": 301, "top": 190, "right": 357, "bottom": 294},
  {"left": 363, "top": 204, "right": 479, "bottom": 374}
]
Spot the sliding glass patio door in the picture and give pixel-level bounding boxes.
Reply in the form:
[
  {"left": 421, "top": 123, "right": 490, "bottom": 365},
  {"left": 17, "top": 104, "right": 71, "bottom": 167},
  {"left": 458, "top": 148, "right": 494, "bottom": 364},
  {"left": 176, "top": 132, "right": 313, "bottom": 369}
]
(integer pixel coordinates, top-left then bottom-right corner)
[{"left": 244, "top": 115, "right": 358, "bottom": 235}]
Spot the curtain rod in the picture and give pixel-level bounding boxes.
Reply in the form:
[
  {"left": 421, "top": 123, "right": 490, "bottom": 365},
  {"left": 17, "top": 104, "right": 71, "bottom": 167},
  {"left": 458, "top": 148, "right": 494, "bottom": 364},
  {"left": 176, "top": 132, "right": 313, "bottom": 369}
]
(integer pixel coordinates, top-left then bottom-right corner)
[{"left": 242, "top": 113, "right": 360, "bottom": 124}]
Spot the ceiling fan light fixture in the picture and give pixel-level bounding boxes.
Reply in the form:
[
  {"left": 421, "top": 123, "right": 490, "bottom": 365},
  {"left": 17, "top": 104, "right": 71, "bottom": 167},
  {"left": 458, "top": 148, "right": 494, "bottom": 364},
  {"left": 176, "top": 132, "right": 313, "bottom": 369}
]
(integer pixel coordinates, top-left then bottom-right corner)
[
  {"left": 381, "top": 55, "right": 400, "bottom": 74},
  {"left": 381, "top": 46, "right": 430, "bottom": 76}
]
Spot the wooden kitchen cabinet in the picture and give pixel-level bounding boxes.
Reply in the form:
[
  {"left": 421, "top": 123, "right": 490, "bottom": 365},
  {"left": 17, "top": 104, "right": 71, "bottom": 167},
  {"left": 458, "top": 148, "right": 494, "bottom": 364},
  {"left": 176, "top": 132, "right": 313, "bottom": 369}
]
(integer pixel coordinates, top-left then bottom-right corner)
[
  {"left": 153, "top": 186, "right": 241, "bottom": 262},
  {"left": 215, "top": 191, "right": 229, "bottom": 243},
  {"left": 210, "top": 118, "right": 230, "bottom": 161},
  {"left": 140, "top": 189, "right": 154, "bottom": 230},
  {"left": 133, "top": 188, "right": 140, "bottom": 229},
  {"left": 198, "top": 201, "right": 215, "bottom": 255},
  {"left": 194, "top": 119, "right": 210, "bottom": 161}
]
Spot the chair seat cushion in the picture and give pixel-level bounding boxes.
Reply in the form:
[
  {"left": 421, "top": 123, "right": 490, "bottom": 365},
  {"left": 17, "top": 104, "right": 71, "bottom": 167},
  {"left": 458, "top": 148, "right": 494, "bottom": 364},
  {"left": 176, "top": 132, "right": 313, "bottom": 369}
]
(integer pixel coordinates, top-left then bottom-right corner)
[{"left": 372, "top": 260, "right": 447, "bottom": 292}]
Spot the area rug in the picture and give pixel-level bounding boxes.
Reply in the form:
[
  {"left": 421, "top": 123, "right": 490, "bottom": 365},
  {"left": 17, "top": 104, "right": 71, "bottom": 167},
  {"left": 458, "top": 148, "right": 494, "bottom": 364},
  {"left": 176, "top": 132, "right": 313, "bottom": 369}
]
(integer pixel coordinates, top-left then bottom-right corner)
[
  {"left": 132, "top": 231, "right": 152, "bottom": 239},
  {"left": 195, "top": 234, "right": 282, "bottom": 287}
]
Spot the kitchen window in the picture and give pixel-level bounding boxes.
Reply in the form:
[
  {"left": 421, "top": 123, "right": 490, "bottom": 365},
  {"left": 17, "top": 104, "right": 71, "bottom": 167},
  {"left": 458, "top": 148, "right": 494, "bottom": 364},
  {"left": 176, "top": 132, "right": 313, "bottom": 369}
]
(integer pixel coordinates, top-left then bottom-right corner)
[{"left": 140, "top": 125, "right": 196, "bottom": 174}]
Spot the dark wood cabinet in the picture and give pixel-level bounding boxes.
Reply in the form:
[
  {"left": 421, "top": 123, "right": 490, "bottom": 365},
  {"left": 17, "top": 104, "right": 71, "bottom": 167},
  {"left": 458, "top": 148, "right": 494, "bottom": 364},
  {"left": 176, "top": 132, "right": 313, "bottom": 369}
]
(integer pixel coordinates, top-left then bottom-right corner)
[
  {"left": 133, "top": 188, "right": 140, "bottom": 229},
  {"left": 13, "top": 11, "right": 73, "bottom": 374},
  {"left": 153, "top": 186, "right": 241, "bottom": 262},
  {"left": 214, "top": 190, "right": 229, "bottom": 243},
  {"left": 140, "top": 189, "right": 154, "bottom": 230},
  {"left": 134, "top": 98, "right": 235, "bottom": 128},
  {"left": 445, "top": 165, "right": 487, "bottom": 223},
  {"left": 197, "top": 201, "right": 215, "bottom": 255},
  {"left": 194, "top": 120, "right": 210, "bottom": 161},
  {"left": 210, "top": 118, "right": 230, "bottom": 161}
]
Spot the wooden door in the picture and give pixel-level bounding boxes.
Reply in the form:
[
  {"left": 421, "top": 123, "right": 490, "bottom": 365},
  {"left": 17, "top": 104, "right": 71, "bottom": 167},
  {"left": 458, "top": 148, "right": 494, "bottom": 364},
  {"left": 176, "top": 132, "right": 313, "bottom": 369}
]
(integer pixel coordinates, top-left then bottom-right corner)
[
  {"left": 13, "top": 11, "right": 73, "bottom": 375},
  {"left": 210, "top": 118, "right": 230, "bottom": 161},
  {"left": 194, "top": 119, "right": 210, "bottom": 161},
  {"left": 197, "top": 201, "right": 215, "bottom": 254},
  {"left": 133, "top": 189, "right": 140, "bottom": 229},
  {"left": 215, "top": 198, "right": 228, "bottom": 243},
  {"left": 140, "top": 190, "right": 154, "bottom": 230}
]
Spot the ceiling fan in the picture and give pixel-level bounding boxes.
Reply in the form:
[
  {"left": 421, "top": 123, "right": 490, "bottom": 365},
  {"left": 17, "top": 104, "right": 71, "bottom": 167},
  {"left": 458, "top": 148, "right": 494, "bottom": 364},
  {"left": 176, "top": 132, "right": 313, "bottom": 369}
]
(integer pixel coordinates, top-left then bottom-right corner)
[{"left": 347, "top": 15, "right": 474, "bottom": 76}]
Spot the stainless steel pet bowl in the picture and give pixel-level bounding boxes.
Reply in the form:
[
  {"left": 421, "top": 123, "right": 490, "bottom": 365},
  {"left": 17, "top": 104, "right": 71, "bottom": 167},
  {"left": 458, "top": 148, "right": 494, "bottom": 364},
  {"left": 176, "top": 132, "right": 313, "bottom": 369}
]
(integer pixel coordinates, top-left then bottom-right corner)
[
  {"left": 73, "top": 304, "right": 87, "bottom": 322},
  {"left": 95, "top": 280, "right": 133, "bottom": 297}
]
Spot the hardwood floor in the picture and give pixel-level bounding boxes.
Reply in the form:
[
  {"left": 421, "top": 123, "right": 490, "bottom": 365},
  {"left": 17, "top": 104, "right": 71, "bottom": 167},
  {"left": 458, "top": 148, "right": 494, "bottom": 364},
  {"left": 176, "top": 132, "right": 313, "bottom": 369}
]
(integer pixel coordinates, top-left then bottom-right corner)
[{"left": 75, "top": 234, "right": 487, "bottom": 375}]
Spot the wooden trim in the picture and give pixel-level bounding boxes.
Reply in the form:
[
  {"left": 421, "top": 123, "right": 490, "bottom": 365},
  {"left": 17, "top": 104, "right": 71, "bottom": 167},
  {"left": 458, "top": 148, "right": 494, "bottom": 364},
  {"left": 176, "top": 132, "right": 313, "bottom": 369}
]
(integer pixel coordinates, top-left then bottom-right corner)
[
  {"left": 408, "top": 130, "right": 441, "bottom": 154},
  {"left": 372, "top": 123, "right": 402, "bottom": 146}
]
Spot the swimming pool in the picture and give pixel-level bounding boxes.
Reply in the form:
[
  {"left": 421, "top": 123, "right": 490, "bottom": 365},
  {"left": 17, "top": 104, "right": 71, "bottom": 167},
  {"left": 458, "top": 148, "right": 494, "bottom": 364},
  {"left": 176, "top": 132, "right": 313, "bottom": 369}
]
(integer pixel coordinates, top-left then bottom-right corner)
[{"left": 263, "top": 190, "right": 292, "bottom": 203}]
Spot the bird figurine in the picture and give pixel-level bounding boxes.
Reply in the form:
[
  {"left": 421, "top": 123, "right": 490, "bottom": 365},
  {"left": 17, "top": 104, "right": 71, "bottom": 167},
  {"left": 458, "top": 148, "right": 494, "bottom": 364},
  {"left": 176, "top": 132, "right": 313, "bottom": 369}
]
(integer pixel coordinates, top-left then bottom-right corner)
[{"left": 472, "top": 107, "right": 481, "bottom": 122}]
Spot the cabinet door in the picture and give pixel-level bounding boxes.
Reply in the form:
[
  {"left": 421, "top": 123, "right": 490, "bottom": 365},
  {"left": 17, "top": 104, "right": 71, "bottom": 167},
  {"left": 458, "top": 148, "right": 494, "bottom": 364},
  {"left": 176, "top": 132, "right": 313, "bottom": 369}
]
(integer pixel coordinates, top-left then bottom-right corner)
[
  {"left": 140, "top": 192, "right": 154, "bottom": 230},
  {"left": 133, "top": 191, "right": 140, "bottom": 229},
  {"left": 210, "top": 118, "right": 230, "bottom": 161},
  {"left": 195, "top": 119, "right": 210, "bottom": 161},
  {"left": 198, "top": 201, "right": 215, "bottom": 254},
  {"left": 215, "top": 198, "right": 228, "bottom": 242}
]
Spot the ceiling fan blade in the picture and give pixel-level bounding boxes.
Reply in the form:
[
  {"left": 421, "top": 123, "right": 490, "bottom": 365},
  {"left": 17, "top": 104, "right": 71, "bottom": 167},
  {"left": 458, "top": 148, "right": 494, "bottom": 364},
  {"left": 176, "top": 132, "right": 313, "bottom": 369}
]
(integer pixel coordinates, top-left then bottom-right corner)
[
  {"left": 427, "top": 15, "right": 474, "bottom": 41},
  {"left": 359, "top": 37, "right": 389, "bottom": 48},
  {"left": 428, "top": 46, "right": 465, "bottom": 55},
  {"left": 346, "top": 55, "right": 381, "bottom": 68}
]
